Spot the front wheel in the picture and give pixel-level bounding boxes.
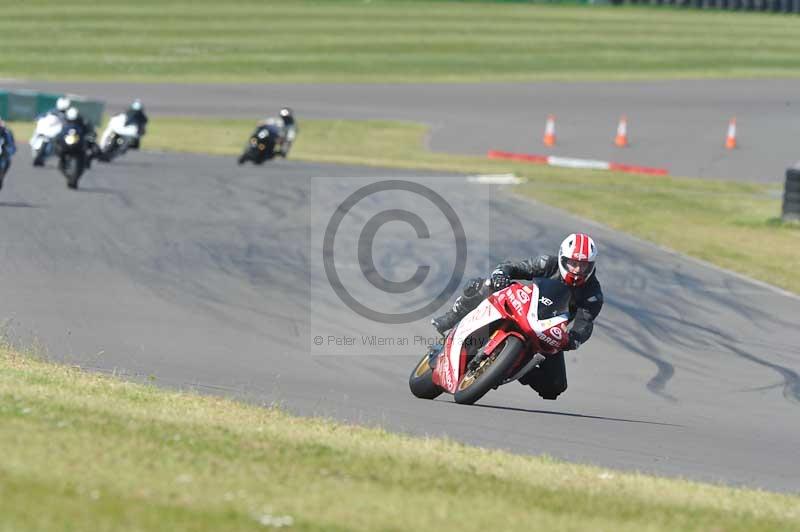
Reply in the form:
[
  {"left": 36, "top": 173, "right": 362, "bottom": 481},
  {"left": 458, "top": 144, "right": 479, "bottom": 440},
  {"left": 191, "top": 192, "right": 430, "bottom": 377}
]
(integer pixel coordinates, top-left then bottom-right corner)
[
  {"left": 61, "top": 155, "right": 83, "bottom": 189},
  {"left": 32, "top": 149, "right": 46, "bottom": 167},
  {"left": 454, "top": 336, "right": 524, "bottom": 405},
  {"left": 409, "top": 352, "right": 443, "bottom": 400}
]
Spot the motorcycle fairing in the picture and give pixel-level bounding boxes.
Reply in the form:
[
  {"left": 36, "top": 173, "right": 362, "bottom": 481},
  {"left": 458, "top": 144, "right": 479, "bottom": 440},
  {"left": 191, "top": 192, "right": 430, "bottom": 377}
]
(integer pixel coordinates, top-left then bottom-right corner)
[
  {"left": 524, "top": 282, "right": 570, "bottom": 353},
  {"left": 433, "top": 297, "right": 503, "bottom": 394}
]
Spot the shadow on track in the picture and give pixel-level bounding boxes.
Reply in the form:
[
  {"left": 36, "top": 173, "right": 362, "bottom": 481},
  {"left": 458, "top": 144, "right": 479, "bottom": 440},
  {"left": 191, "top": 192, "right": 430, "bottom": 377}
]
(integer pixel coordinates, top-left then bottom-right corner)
[
  {"left": 467, "top": 402, "right": 683, "bottom": 427},
  {"left": 0, "top": 201, "right": 39, "bottom": 208}
]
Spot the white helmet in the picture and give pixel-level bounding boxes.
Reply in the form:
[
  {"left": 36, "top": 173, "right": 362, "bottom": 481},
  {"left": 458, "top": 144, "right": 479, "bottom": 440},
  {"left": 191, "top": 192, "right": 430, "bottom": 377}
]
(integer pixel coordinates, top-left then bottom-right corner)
[
  {"left": 130, "top": 99, "right": 143, "bottom": 111},
  {"left": 557, "top": 233, "right": 597, "bottom": 287},
  {"left": 65, "top": 107, "right": 79, "bottom": 121},
  {"left": 56, "top": 97, "right": 71, "bottom": 112}
]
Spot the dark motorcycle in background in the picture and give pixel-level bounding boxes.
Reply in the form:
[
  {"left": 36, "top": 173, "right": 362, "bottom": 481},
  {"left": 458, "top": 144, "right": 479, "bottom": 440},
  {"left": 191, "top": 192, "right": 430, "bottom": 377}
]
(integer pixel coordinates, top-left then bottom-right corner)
[
  {"left": 237, "top": 123, "right": 282, "bottom": 165},
  {"left": 55, "top": 126, "right": 87, "bottom": 189},
  {"left": 0, "top": 135, "right": 9, "bottom": 188}
]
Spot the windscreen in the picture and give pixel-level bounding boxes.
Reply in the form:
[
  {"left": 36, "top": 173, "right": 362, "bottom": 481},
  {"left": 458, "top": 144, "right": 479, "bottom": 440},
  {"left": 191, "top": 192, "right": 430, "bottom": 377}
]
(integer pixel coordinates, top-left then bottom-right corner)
[{"left": 533, "top": 277, "right": 571, "bottom": 320}]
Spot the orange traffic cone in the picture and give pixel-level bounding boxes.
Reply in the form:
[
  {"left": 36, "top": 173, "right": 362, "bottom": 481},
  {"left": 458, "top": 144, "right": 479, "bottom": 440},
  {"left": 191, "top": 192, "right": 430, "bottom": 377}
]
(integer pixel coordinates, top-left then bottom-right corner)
[
  {"left": 614, "top": 115, "right": 629, "bottom": 148},
  {"left": 725, "top": 118, "right": 737, "bottom": 150},
  {"left": 543, "top": 115, "right": 556, "bottom": 147}
]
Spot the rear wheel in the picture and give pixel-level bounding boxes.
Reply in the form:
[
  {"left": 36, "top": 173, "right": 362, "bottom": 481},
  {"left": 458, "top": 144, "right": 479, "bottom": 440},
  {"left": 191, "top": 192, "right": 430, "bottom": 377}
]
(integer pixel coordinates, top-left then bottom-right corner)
[
  {"left": 409, "top": 353, "right": 443, "bottom": 400},
  {"left": 454, "top": 336, "right": 523, "bottom": 405}
]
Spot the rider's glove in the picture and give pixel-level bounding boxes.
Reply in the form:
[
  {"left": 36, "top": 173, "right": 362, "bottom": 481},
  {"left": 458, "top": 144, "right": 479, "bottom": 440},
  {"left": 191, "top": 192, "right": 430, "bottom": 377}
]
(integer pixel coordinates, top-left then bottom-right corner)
[
  {"left": 490, "top": 269, "right": 511, "bottom": 291},
  {"left": 564, "top": 337, "right": 581, "bottom": 351}
]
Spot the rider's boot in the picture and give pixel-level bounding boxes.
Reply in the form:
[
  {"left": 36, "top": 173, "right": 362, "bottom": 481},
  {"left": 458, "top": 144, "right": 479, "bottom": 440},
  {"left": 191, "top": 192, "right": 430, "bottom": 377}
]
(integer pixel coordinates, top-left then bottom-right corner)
[
  {"left": 431, "top": 278, "right": 486, "bottom": 336},
  {"left": 431, "top": 309, "right": 460, "bottom": 336}
]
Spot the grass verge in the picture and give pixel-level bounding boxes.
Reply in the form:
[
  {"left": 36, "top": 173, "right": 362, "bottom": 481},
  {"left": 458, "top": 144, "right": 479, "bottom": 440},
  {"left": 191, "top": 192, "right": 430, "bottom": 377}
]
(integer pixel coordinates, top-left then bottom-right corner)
[
  {"left": 12, "top": 116, "right": 797, "bottom": 293},
  {"left": 2, "top": 347, "right": 799, "bottom": 531},
  {"left": 3, "top": 1, "right": 800, "bottom": 82}
]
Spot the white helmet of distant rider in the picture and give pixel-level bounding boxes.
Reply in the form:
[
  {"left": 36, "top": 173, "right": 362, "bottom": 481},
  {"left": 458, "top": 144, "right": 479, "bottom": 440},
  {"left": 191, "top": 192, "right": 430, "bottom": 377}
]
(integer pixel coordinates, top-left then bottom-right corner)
[
  {"left": 279, "top": 107, "right": 294, "bottom": 125},
  {"left": 557, "top": 233, "right": 597, "bottom": 287},
  {"left": 130, "top": 99, "right": 143, "bottom": 112},
  {"left": 56, "top": 97, "right": 71, "bottom": 112},
  {"left": 65, "top": 107, "right": 79, "bottom": 121}
]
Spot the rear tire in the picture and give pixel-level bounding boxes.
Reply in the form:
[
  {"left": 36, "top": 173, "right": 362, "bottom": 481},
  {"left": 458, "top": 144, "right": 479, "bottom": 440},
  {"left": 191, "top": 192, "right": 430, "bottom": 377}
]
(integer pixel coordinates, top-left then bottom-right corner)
[
  {"left": 454, "top": 336, "right": 523, "bottom": 405},
  {"left": 409, "top": 353, "right": 443, "bottom": 400}
]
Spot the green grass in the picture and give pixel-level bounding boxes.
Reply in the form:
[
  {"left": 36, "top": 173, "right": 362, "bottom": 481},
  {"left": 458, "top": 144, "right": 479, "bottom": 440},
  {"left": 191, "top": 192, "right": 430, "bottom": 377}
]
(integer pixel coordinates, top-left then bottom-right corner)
[
  {"left": 3, "top": 0, "right": 800, "bottom": 83},
  {"left": 1, "top": 347, "right": 799, "bottom": 531},
  {"left": 10, "top": 116, "right": 799, "bottom": 294}
]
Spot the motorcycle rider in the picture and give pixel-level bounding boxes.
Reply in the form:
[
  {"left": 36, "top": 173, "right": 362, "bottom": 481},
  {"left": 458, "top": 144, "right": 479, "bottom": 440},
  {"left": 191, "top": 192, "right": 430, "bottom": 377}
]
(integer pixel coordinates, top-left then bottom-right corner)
[
  {"left": 62, "top": 107, "right": 89, "bottom": 136},
  {"left": 277, "top": 107, "right": 297, "bottom": 157},
  {"left": 30, "top": 97, "right": 71, "bottom": 167},
  {"left": 124, "top": 100, "right": 148, "bottom": 149},
  {"left": 430, "top": 233, "right": 603, "bottom": 400},
  {"left": 49, "top": 96, "right": 72, "bottom": 121},
  {"left": 61, "top": 107, "right": 100, "bottom": 168},
  {"left": 0, "top": 117, "right": 17, "bottom": 188}
]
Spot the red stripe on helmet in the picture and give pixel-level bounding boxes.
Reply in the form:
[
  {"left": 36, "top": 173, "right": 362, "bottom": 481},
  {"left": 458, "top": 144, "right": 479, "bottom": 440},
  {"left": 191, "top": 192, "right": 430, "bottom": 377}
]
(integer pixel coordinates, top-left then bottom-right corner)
[
  {"left": 572, "top": 234, "right": 582, "bottom": 260},
  {"left": 580, "top": 233, "right": 589, "bottom": 259}
]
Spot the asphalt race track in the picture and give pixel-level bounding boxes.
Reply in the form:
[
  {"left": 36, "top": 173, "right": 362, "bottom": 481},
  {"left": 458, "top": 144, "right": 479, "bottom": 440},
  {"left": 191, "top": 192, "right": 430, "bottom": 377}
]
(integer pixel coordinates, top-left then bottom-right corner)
[
  {"left": 1, "top": 150, "right": 799, "bottom": 492},
  {"left": 7, "top": 79, "right": 800, "bottom": 182}
]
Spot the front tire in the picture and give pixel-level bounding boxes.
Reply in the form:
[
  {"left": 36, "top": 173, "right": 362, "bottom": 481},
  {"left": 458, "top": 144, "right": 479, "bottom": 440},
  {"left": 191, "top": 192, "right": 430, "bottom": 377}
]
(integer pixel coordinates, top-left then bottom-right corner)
[
  {"left": 454, "top": 336, "right": 523, "bottom": 405},
  {"left": 409, "top": 353, "right": 443, "bottom": 400},
  {"left": 62, "top": 155, "right": 83, "bottom": 190}
]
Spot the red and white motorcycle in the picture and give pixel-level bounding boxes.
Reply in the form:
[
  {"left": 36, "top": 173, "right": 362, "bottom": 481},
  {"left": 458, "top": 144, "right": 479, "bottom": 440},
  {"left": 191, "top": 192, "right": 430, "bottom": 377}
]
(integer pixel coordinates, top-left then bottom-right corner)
[{"left": 409, "top": 278, "right": 572, "bottom": 405}]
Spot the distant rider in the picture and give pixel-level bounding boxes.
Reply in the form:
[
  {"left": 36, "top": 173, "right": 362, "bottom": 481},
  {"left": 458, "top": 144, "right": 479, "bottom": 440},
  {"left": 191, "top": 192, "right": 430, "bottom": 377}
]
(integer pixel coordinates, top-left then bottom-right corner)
[
  {"left": 124, "top": 100, "right": 148, "bottom": 149},
  {"left": 277, "top": 107, "right": 297, "bottom": 157},
  {"left": 49, "top": 96, "right": 72, "bottom": 122},
  {"left": 0, "top": 116, "right": 17, "bottom": 188},
  {"left": 61, "top": 107, "right": 100, "bottom": 168},
  {"left": 430, "top": 233, "right": 604, "bottom": 400}
]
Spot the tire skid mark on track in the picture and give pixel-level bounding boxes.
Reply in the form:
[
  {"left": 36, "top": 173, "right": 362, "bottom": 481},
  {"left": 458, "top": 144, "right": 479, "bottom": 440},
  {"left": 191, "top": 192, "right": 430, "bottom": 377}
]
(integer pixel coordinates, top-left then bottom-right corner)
[{"left": 721, "top": 343, "right": 800, "bottom": 405}]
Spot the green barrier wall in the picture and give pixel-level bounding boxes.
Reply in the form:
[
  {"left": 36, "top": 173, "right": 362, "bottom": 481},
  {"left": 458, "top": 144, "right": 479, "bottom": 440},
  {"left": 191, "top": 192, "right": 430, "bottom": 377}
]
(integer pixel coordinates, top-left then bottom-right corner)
[
  {"left": 7, "top": 91, "right": 38, "bottom": 121},
  {"left": 35, "top": 93, "right": 61, "bottom": 116},
  {"left": 72, "top": 100, "right": 104, "bottom": 126},
  {"left": 0, "top": 89, "right": 105, "bottom": 125}
]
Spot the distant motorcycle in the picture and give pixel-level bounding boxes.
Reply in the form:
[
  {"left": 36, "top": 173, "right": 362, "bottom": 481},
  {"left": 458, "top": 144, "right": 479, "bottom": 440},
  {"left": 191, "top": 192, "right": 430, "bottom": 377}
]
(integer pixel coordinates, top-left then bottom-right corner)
[
  {"left": 0, "top": 135, "right": 9, "bottom": 187},
  {"left": 83, "top": 124, "right": 102, "bottom": 169},
  {"left": 279, "top": 123, "right": 297, "bottom": 158},
  {"left": 237, "top": 122, "right": 283, "bottom": 165},
  {"left": 55, "top": 125, "right": 87, "bottom": 189},
  {"left": 99, "top": 113, "right": 140, "bottom": 162},
  {"left": 30, "top": 113, "right": 63, "bottom": 167},
  {"left": 409, "top": 278, "right": 573, "bottom": 405}
]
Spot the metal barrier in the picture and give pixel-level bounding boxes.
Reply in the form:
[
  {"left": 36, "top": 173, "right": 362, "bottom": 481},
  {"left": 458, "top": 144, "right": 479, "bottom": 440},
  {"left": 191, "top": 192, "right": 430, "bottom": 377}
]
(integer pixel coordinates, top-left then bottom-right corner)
[
  {"left": 783, "top": 166, "right": 800, "bottom": 222},
  {"left": 613, "top": 0, "right": 799, "bottom": 9}
]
